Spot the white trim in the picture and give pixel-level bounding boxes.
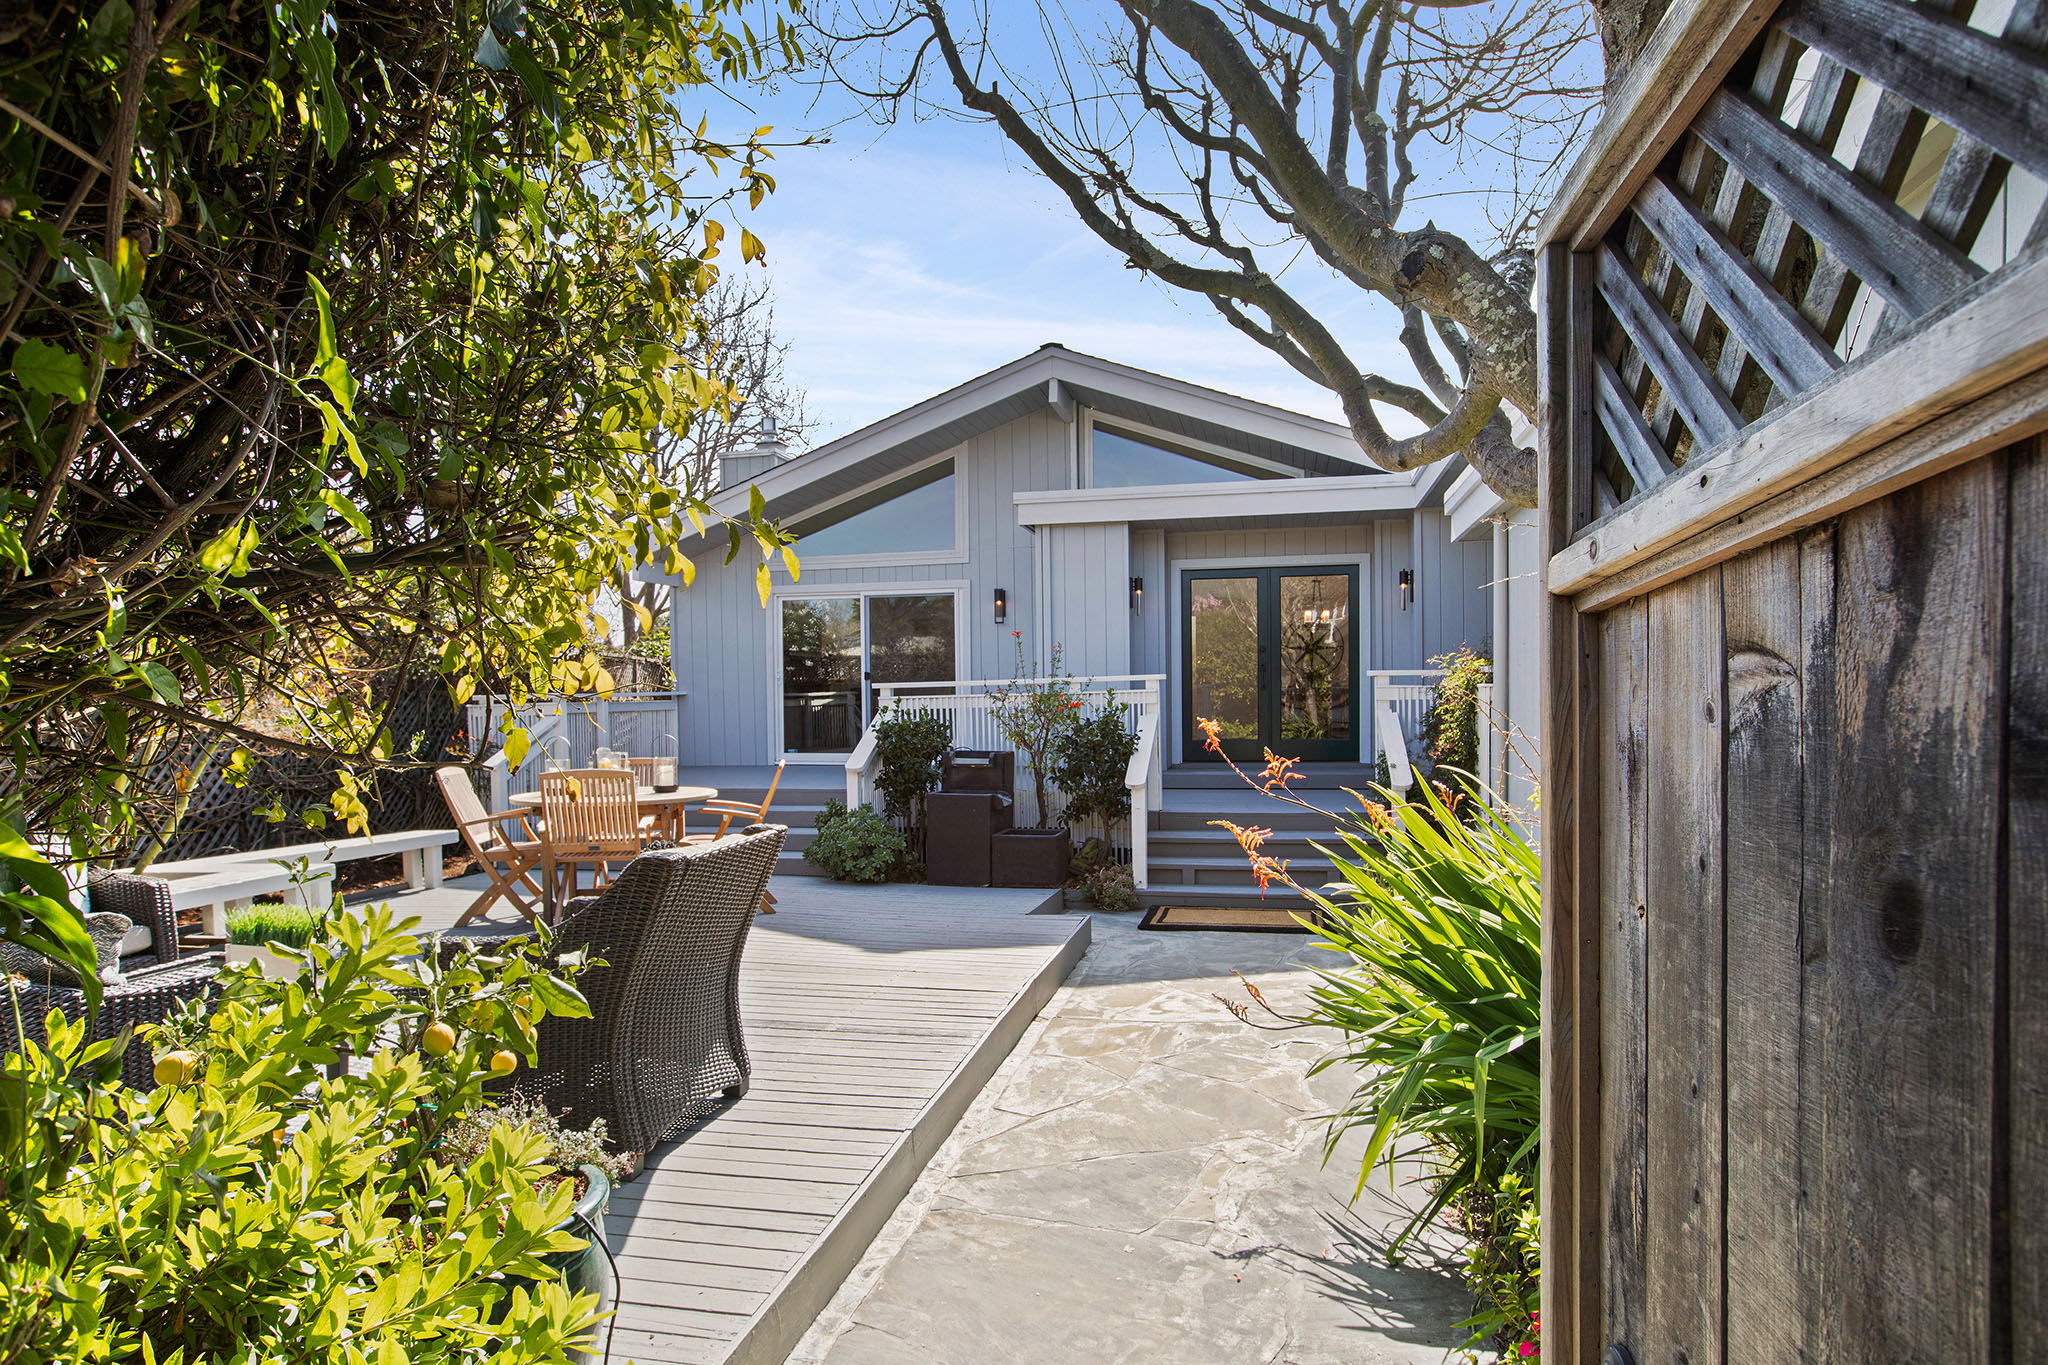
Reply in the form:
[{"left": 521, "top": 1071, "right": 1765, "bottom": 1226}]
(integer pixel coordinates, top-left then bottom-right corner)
[
  {"left": 1081, "top": 408, "right": 1307, "bottom": 487},
  {"left": 767, "top": 579, "right": 971, "bottom": 762},
  {"left": 1015, "top": 472, "right": 1420, "bottom": 528},
  {"left": 1446, "top": 464, "right": 1510, "bottom": 542},
  {"left": 1165, "top": 551, "right": 1373, "bottom": 766},
  {"left": 695, "top": 346, "right": 1366, "bottom": 524},
  {"left": 775, "top": 450, "right": 969, "bottom": 572}
]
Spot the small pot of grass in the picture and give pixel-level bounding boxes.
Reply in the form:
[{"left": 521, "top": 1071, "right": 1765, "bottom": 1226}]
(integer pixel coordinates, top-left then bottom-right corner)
[{"left": 224, "top": 902, "right": 325, "bottom": 978}]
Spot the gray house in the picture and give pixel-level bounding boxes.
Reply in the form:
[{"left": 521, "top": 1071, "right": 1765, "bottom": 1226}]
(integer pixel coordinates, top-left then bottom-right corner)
[{"left": 649, "top": 344, "right": 1539, "bottom": 892}]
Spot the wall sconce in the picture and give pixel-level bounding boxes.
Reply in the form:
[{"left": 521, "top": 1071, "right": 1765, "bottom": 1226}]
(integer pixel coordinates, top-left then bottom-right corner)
[
  {"left": 1129, "top": 577, "right": 1143, "bottom": 611},
  {"left": 993, "top": 587, "right": 1008, "bottom": 624},
  {"left": 1399, "top": 569, "right": 1414, "bottom": 611}
]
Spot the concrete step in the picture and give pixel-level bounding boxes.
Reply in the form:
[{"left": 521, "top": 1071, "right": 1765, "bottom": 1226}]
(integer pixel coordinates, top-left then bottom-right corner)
[{"left": 1162, "top": 763, "right": 1375, "bottom": 790}]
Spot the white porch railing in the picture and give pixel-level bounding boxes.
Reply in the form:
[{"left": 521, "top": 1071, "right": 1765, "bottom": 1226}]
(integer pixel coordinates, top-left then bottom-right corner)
[
  {"left": 845, "top": 675, "right": 1167, "bottom": 883},
  {"left": 467, "top": 691, "right": 686, "bottom": 805},
  {"left": 1367, "top": 669, "right": 1501, "bottom": 799}
]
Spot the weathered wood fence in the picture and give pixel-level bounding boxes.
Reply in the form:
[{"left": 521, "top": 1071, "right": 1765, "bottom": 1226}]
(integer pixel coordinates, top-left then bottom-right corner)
[{"left": 1537, "top": 0, "right": 2047, "bottom": 1360}]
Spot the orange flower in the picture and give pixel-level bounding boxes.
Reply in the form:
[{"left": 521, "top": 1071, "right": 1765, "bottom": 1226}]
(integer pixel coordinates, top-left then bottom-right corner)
[
  {"left": 1258, "top": 749, "right": 1301, "bottom": 792},
  {"left": 1197, "top": 717, "right": 1223, "bottom": 752},
  {"left": 1212, "top": 819, "right": 1289, "bottom": 893}
]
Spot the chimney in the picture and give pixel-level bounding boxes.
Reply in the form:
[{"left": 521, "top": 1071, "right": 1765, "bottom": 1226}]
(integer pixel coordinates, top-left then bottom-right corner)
[{"left": 720, "top": 413, "right": 791, "bottom": 491}]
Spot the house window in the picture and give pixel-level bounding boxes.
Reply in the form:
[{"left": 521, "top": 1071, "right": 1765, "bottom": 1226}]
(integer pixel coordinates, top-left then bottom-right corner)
[
  {"left": 1090, "top": 427, "right": 1273, "bottom": 487},
  {"left": 792, "top": 462, "right": 955, "bottom": 557}
]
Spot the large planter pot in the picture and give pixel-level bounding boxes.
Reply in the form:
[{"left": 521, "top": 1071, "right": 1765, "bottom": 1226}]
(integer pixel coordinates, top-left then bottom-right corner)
[
  {"left": 992, "top": 827, "right": 1071, "bottom": 888},
  {"left": 223, "top": 943, "right": 300, "bottom": 978},
  {"left": 492, "top": 1163, "right": 616, "bottom": 1363}
]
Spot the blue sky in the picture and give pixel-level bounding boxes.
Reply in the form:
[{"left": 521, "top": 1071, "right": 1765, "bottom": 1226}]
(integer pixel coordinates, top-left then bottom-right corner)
[
  {"left": 694, "top": 42, "right": 1563, "bottom": 447},
  {"left": 606, "top": 17, "right": 1594, "bottom": 631}
]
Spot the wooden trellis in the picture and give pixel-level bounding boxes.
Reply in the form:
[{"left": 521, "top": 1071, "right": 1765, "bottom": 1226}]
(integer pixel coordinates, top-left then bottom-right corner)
[{"left": 1537, "top": 0, "right": 2048, "bottom": 1360}]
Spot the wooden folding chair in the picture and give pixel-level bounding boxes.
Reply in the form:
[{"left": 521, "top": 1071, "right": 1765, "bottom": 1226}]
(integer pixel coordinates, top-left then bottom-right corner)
[
  {"left": 682, "top": 760, "right": 785, "bottom": 913},
  {"left": 539, "top": 768, "right": 647, "bottom": 915},
  {"left": 435, "top": 766, "right": 544, "bottom": 926}
]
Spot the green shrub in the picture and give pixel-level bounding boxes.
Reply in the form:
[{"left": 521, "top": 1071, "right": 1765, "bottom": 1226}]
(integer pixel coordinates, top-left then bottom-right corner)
[
  {"left": 1453, "top": 1170, "right": 1541, "bottom": 1359},
  {"left": 226, "top": 900, "right": 325, "bottom": 949},
  {"left": 873, "top": 708, "right": 952, "bottom": 853},
  {"left": 802, "top": 799, "right": 908, "bottom": 883},
  {"left": 441, "top": 1091, "right": 631, "bottom": 1187},
  {"left": 1067, "top": 836, "right": 1111, "bottom": 881},
  {"left": 1079, "top": 862, "right": 1137, "bottom": 914},
  {"left": 1419, "top": 645, "right": 1491, "bottom": 781},
  {"left": 0, "top": 900, "right": 607, "bottom": 1363},
  {"left": 1051, "top": 706, "right": 1139, "bottom": 827},
  {"left": 988, "top": 636, "right": 1082, "bottom": 827}
]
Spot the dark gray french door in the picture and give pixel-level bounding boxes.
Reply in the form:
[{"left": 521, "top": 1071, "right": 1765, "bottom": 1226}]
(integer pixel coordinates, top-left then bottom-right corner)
[{"left": 1182, "top": 566, "right": 1358, "bottom": 763}]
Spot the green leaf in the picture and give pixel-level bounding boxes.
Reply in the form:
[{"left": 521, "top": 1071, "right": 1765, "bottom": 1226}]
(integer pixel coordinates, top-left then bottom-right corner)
[
  {"left": 135, "top": 660, "right": 181, "bottom": 704},
  {"left": 11, "top": 339, "right": 88, "bottom": 402},
  {"left": 319, "top": 488, "right": 372, "bottom": 541}
]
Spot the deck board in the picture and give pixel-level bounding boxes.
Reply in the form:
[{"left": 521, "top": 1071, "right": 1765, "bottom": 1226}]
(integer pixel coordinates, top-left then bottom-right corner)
[{"left": 356, "top": 872, "right": 1084, "bottom": 1363}]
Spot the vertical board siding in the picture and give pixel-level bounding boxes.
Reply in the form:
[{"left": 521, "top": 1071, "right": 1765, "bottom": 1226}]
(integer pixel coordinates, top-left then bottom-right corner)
[
  {"left": 1720, "top": 539, "right": 1811, "bottom": 1362},
  {"left": 1812, "top": 458, "right": 2004, "bottom": 1360},
  {"left": 1130, "top": 529, "right": 1168, "bottom": 677},
  {"left": 1572, "top": 444, "right": 2039, "bottom": 1361},
  {"left": 1044, "top": 523, "right": 1131, "bottom": 678},
  {"left": 2012, "top": 437, "right": 2046, "bottom": 1360},
  {"left": 1596, "top": 599, "right": 1651, "bottom": 1351},
  {"left": 1642, "top": 569, "right": 1726, "bottom": 1365},
  {"left": 666, "top": 410, "right": 1071, "bottom": 763}
]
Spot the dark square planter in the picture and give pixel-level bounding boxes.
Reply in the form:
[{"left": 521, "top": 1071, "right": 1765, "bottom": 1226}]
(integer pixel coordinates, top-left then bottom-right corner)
[{"left": 992, "top": 827, "right": 1071, "bottom": 888}]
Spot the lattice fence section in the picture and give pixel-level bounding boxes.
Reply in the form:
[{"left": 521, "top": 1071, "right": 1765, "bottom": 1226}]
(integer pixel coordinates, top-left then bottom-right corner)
[
  {"left": 1582, "top": 0, "right": 2048, "bottom": 521},
  {"left": 143, "top": 676, "right": 464, "bottom": 862}
]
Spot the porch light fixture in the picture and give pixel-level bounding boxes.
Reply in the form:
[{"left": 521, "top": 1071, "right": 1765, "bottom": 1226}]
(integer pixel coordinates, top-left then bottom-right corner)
[
  {"left": 993, "top": 587, "right": 1008, "bottom": 624},
  {"left": 1399, "top": 569, "right": 1414, "bottom": 610},
  {"left": 1129, "top": 577, "right": 1143, "bottom": 610}
]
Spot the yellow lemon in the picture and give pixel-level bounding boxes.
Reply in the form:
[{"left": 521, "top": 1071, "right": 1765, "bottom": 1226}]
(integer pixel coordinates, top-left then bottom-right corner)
[
  {"left": 153, "top": 1049, "right": 200, "bottom": 1087},
  {"left": 421, "top": 1021, "right": 457, "bottom": 1056},
  {"left": 489, "top": 1050, "right": 518, "bottom": 1076}
]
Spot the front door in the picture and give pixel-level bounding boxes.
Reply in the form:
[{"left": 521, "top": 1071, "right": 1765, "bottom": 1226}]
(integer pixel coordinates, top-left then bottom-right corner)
[{"left": 1182, "top": 566, "right": 1358, "bottom": 762}]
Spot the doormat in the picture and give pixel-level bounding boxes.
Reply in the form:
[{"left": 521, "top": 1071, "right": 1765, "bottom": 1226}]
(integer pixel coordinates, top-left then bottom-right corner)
[{"left": 1138, "top": 904, "right": 1320, "bottom": 934}]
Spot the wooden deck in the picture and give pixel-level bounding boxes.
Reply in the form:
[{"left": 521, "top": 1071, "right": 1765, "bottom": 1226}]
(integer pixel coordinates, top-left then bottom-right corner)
[{"left": 376, "top": 874, "right": 1089, "bottom": 1364}]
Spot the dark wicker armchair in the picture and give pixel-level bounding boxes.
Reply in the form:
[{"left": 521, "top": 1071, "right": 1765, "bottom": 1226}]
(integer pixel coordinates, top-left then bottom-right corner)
[
  {"left": 518, "top": 825, "right": 785, "bottom": 1156},
  {"left": 1, "top": 872, "right": 222, "bottom": 1090}
]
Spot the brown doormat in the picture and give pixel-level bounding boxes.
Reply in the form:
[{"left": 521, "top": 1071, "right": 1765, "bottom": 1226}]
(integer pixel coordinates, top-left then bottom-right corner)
[{"left": 1138, "top": 904, "right": 1320, "bottom": 934}]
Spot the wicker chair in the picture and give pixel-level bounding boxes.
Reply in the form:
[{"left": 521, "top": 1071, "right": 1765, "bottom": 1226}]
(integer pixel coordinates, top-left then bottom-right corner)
[
  {"left": 0, "top": 872, "right": 222, "bottom": 1090},
  {"left": 517, "top": 825, "right": 785, "bottom": 1156}
]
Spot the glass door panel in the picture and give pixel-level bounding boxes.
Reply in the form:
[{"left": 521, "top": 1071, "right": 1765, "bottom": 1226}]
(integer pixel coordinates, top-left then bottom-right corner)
[
  {"left": 781, "top": 598, "right": 863, "bottom": 753},
  {"left": 868, "top": 593, "right": 957, "bottom": 712},
  {"left": 1277, "top": 573, "right": 1352, "bottom": 748},
  {"left": 1186, "top": 574, "right": 1262, "bottom": 760},
  {"left": 1183, "top": 566, "right": 1358, "bottom": 762}
]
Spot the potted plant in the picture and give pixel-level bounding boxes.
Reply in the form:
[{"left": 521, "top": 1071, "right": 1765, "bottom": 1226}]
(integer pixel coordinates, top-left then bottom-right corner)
[
  {"left": 440, "top": 1094, "right": 630, "bottom": 1364},
  {"left": 987, "top": 635, "right": 1083, "bottom": 886},
  {"left": 224, "top": 900, "right": 325, "bottom": 978}
]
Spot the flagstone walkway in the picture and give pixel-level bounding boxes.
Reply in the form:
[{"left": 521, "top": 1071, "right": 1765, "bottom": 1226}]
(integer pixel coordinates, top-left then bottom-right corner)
[{"left": 786, "top": 911, "right": 1474, "bottom": 1365}]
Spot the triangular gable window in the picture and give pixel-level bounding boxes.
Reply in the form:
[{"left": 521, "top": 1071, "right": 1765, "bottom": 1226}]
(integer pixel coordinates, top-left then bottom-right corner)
[
  {"left": 1090, "top": 427, "right": 1278, "bottom": 488},
  {"left": 792, "top": 462, "right": 956, "bottom": 557}
]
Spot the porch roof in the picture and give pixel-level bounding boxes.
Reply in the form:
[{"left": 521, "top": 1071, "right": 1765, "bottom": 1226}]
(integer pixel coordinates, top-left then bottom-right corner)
[{"left": 1011, "top": 462, "right": 1463, "bottom": 531}]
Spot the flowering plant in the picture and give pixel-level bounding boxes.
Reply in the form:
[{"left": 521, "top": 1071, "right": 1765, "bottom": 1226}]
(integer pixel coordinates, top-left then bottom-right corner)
[{"left": 987, "top": 634, "right": 1084, "bottom": 827}]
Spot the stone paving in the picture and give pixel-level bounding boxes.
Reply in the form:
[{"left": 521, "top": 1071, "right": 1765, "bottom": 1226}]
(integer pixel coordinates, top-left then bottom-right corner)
[{"left": 787, "top": 909, "right": 1474, "bottom": 1365}]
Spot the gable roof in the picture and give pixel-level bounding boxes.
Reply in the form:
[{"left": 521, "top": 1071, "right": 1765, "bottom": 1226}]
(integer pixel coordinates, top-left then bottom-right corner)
[{"left": 697, "top": 344, "right": 1385, "bottom": 529}]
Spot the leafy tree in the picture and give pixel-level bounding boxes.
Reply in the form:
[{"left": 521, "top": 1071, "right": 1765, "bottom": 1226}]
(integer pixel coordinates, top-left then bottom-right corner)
[
  {"left": 872, "top": 705, "right": 950, "bottom": 854},
  {"left": 810, "top": 0, "right": 1669, "bottom": 505},
  {"left": 0, "top": 0, "right": 799, "bottom": 853}
]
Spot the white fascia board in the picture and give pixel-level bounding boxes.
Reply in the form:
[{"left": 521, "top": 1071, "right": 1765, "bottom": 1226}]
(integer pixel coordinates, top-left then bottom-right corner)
[
  {"left": 1013, "top": 472, "right": 1422, "bottom": 527},
  {"left": 1446, "top": 465, "right": 1509, "bottom": 542},
  {"left": 700, "top": 347, "right": 1370, "bottom": 525}
]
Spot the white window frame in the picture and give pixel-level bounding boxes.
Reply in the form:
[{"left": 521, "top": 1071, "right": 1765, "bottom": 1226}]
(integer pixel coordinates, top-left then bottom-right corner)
[
  {"left": 1081, "top": 409, "right": 1306, "bottom": 489},
  {"left": 766, "top": 579, "right": 970, "bottom": 762},
  {"left": 774, "top": 450, "right": 970, "bottom": 571}
]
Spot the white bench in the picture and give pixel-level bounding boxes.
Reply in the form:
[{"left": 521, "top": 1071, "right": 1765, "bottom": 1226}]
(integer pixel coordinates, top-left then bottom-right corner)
[{"left": 141, "top": 828, "right": 454, "bottom": 937}]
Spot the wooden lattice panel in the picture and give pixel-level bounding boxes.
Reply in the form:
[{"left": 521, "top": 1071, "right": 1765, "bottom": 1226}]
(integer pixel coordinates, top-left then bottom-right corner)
[{"left": 1583, "top": 0, "right": 2048, "bottom": 519}]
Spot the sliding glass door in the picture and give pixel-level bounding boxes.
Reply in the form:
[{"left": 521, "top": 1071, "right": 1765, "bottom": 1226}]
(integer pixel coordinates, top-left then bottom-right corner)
[
  {"left": 1182, "top": 566, "right": 1356, "bottom": 763},
  {"left": 779, "top": 591, "right": 958, "bottom": 756}
]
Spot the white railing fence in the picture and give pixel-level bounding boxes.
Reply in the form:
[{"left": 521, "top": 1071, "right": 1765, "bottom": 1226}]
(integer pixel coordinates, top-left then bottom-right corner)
[
  {"left": 845, "top": 675, "right": 1166, "bottom": 883},
  {"left": 1367, "top": 669, "right": 1504, "bottom": 801},
  {"left": 467, "top": 691, "right": 686, "bottom": 807}
]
